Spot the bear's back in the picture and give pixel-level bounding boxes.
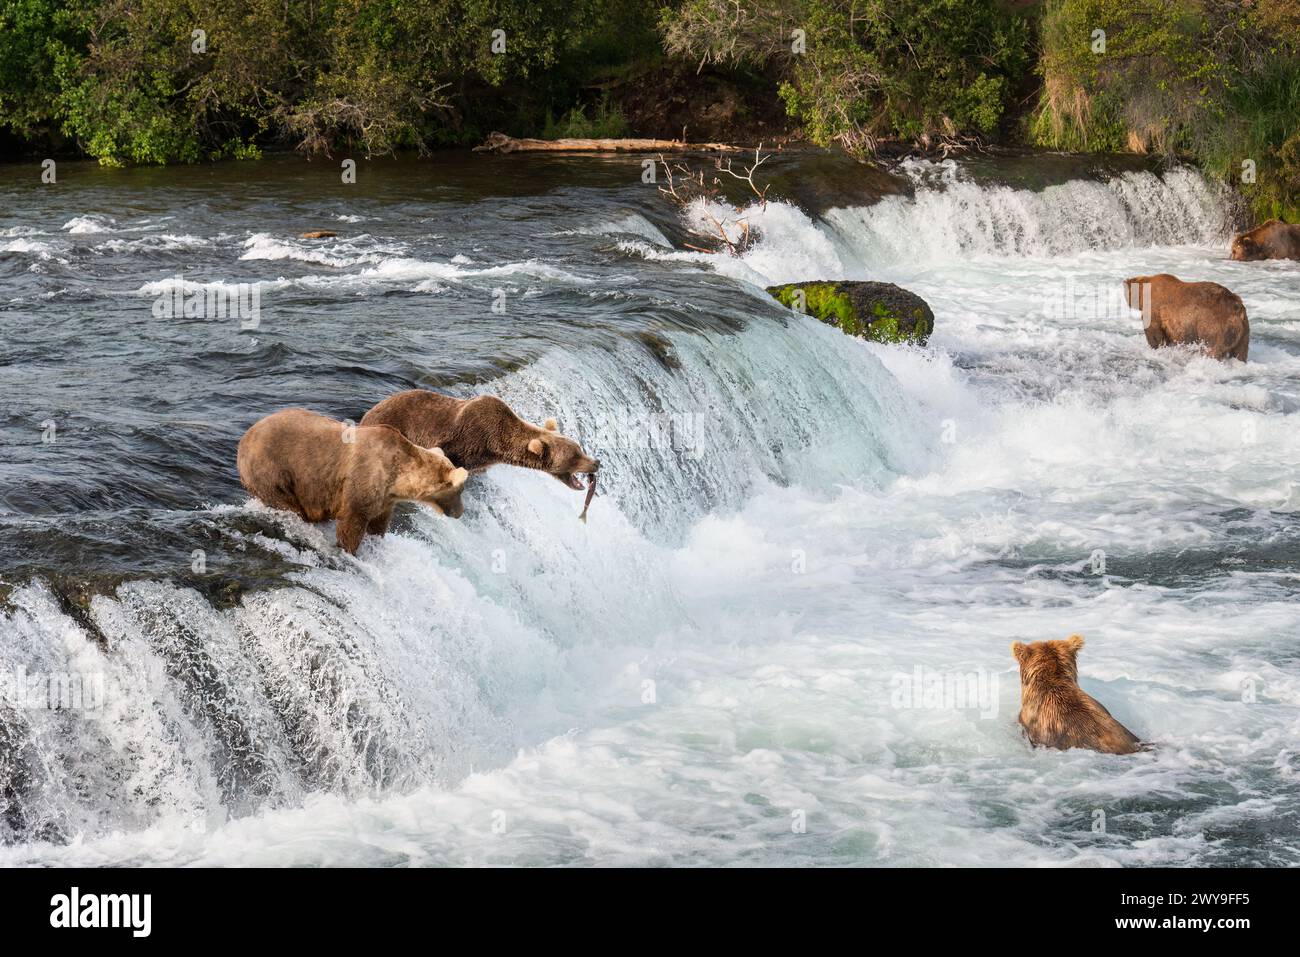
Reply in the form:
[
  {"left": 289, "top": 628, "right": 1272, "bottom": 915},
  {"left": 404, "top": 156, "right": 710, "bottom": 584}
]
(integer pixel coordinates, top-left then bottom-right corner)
[
  {"left": 1262, "top": 220, "right": 1300, "bottom": 254},
  {"left": 1020, "top": 684, "right": 1141, "bottom": 755},
  {"left": 361, "top": 389, "right": 465, "bottom": 448},
  {"left": 1133, "top": 274, "right": 1246, "bottom": 355}
]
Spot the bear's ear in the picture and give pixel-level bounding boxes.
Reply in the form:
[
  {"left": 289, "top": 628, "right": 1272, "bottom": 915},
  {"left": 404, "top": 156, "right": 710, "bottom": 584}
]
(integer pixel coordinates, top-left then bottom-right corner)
[
  {"left": 544, "top": 418, "right": 558, "bottom": 432},
  {"left": 1011, "top": 641, "right": 1028, "bottom": 663},
  {"left": 1065, "top": 634, "right": 1085, "bottom": 655},
  {"left": 449, "top": 467, "right": 468, "bottom": 489},
  {"left": 527, "top": 437, "right": 544, "bottom": 456}
]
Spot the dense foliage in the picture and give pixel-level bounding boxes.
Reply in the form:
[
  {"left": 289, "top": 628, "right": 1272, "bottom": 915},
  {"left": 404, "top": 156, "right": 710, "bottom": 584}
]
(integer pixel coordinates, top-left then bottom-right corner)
[
  {"left": 1, "top": 0, "right": 1297, "bottom": 217},
  {"left": 663, "top": 0, "right": 1032, "bottom": 152},
  {"left": 0, "top": 0, "right": 619, "bottom": 162},
  {"left": 1033, "top": 0, "right": 1300, "bottom": 218}
]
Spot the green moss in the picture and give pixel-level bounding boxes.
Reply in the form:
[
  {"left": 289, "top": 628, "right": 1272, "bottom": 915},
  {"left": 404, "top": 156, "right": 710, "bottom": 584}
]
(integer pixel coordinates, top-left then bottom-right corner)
[
  {"left": 769, "top": 282, "right": 857, "bottom": 334},
  {"left": 768, "top": 281, "right": 932, "bottom": 345},
  {"left": 863, "top": 304, "right": 933, "bottom": 344}
]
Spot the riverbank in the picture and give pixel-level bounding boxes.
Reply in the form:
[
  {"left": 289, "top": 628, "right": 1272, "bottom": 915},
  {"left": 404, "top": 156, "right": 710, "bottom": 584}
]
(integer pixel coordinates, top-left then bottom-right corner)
[{"left": 3, "top": 1, "right": 1295, "bottom": 219}]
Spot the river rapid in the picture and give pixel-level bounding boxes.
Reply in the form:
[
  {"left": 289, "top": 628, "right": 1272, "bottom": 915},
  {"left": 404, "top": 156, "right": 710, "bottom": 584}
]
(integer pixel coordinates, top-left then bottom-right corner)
[{"left": 1, "top": 150, "right": 1297, "bottom": 865}]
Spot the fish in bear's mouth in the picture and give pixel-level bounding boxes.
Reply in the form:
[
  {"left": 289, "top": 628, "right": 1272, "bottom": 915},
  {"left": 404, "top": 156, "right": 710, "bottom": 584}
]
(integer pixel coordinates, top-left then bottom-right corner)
[{"left": 559, "top": 472, "right": 594, "bottom": 491}]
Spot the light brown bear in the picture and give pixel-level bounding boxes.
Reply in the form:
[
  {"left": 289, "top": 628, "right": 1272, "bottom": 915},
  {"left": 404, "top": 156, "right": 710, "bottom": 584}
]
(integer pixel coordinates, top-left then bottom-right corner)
[
  {"left": 360, "top": 390, "right": 600, "bottom": 491},
  {"left": 1123, "top": 274, "right": 1249, "bottom": 361},
  {"left": 1230, "top": 219, "right": 1300, "bottom": 261},
  {"left": 237, "top": 408, "right": 469, "bottom": 555},
  {"left": 1011, "top": 635, "right": 1141, "bottom": 755}
]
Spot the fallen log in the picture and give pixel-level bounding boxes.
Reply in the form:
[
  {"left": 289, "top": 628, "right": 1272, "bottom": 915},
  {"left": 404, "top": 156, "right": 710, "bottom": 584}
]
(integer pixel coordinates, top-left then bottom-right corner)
[{"left": 474, "top": 131, "right": 745, "bottom": 154}]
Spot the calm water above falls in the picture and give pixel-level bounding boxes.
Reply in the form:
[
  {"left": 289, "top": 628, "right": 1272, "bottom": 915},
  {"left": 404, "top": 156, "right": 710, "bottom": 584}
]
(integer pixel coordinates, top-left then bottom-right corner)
[{"left": 0, "top": 152, "right": 1297, "bottom": 865}]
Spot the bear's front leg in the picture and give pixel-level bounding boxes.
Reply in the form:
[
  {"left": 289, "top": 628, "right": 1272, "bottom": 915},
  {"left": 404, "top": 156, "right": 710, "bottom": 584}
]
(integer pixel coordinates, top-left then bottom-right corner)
[
  {"left": 1143, "top": 316, "right": 1168, "bottom": 350},
  {"left": 336, "top": 510, "right": 369, "bottom": 555},
  {"left": 367, "top": 509, "right": 392, "bottom": 538}
]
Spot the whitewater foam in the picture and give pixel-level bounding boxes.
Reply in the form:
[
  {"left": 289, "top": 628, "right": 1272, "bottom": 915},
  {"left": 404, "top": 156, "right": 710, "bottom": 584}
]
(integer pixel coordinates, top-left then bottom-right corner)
[{"left": 5, "top": 160, "right": 1298, "bottom": 866}]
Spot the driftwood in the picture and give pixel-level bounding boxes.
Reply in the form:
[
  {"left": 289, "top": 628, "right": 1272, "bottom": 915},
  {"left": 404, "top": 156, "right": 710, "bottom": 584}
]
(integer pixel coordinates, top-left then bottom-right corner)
[
  {"left": 474, "top": 131, "right": 744, "bottom": 154},
  {"left": 657, "top": 145, "right": 771, "bottom": 256}
]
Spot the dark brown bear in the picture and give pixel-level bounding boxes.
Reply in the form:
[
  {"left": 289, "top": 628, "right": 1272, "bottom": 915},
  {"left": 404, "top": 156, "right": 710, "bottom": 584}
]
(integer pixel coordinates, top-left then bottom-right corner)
[
  {"left": 1230, "top": 220, "right": 1300, "bottom": 261},
  {"left": 1123, "top": 274, "right": 1249, "bottom": 361},
  {"left": 237, "top": 407, "right": 469, "bottom": 554},
  {"left": 360, "top": 390, "right": 599, "bottom": 490},
  {"left": 1012, "top": 635, "right": 1141, "bottom": 755}
]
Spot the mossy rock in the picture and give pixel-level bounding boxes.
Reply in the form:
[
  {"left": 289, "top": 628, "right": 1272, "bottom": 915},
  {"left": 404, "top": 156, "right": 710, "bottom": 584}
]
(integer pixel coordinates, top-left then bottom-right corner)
[{"left": 766, "top": 280, "right": 934, "bottom": 345}]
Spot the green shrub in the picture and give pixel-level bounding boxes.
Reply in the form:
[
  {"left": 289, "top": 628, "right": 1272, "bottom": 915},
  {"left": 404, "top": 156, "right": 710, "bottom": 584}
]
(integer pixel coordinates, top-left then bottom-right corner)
[
  {"left": 542, "top": 95, "right": 629, "bottom": 139},
  {"left": 0, "top": 0, "right": 605, "bottom": 163},
  {"left": 1035, "top": 0, "right": 1300, "bottom": 219},
  {"left": 662, "top": 0, "right": 1032, "bottom": 153},
  {"left": 0, "top": 0, "right": 87, "bottom": 140}
]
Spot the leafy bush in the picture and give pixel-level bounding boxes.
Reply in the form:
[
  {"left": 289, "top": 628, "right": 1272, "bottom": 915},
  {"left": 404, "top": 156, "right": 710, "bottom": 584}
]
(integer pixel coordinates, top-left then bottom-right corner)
[
  {"left": 1035, "top": 0, "right": 1300, "bottom": 218},
  {"left": 0, "top": 0, "right": 602, "bottom": 163},
  {"left": 662, "top": 0, "right": 1032, "bottom": 152},
  {"left": 542, "top": 95, "right": 629, "bottom": 139},
  {"left": 0, "top": 0, "right": 86, "bottom": 139},
  {"left": 1032, "top": 0, "right": 1220, "bottom": 153}
]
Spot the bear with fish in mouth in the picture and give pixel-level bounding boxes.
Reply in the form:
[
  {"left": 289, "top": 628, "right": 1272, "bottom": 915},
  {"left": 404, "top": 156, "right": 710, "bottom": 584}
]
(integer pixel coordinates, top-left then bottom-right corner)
[
  {"left": 361, "top": 390, "right": 601, "bottom": 516},
  {"left": 237, "top": 407, "right": 469, "bottom": 554}
]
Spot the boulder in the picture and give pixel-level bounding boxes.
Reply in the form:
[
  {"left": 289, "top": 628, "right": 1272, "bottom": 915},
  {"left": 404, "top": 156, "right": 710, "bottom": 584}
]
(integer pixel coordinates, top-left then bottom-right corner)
[{"left": 766, "top": 280, "right": 934, "bottom": 345}]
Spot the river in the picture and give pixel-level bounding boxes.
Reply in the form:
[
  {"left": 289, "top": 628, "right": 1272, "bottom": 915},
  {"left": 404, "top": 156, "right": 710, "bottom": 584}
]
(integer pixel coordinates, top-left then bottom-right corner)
[{"left": 1, "top": 150, "right": 1297, "bottom": 865}]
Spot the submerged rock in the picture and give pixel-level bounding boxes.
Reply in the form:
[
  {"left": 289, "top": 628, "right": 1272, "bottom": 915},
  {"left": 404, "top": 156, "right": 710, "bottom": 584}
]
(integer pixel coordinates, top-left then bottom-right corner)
[{"left": 766, "top": 280, "right": 934, "bottom": 345}]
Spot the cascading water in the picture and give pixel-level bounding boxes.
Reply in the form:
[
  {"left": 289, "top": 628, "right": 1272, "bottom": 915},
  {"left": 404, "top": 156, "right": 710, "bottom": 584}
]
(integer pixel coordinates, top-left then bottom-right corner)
[
  {"left": 0, "top": 314, "right": 926, "bottom": 849},
  {"left": 1, "top": 154, "right": 1296, "bottom": 865},
  {"left": 621, "top": 161, "right": 1238, "bottom": 283}
]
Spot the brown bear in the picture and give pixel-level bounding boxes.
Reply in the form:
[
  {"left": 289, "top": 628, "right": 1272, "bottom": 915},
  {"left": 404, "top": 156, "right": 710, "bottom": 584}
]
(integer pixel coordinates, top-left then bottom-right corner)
[
  {"left": 359, "top": 390, "right": 600, "bottom": 491},
  {"left": 236, "top": 407, "right": 469, "bottom": 555},
  {"left": 1230, "top": 219, "right": 1300, "bottom": 261},
  {"left": 1011, "top": 635, "right": 1141, "bottom": 755},
  {"left": 1123, "top": 274, "right": 1249, "bottom": 361}
]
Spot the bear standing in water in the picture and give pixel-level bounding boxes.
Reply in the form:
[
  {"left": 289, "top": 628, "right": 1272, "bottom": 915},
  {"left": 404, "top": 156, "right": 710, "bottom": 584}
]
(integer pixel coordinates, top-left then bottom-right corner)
[
  {"left": 361, "top": 391, "right": 600, "bottom": 491},
  {"left": 1124, "top": 274, "right": 1249, "bottom": 361},
  {"left": 1230, "top": 219, "right": 1300, "bottom": 261},
  {"left": 237, "top": 408, "right": 469, "bottom": 554},
  {"left": 1012, "top": 635, "right": 1142, "bottom": 755}
]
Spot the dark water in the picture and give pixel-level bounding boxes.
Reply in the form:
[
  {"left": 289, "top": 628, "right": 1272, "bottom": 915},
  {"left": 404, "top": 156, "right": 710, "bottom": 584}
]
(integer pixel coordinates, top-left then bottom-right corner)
[{"left": 1, "top": 153, "right": 740, "bottom": 585}]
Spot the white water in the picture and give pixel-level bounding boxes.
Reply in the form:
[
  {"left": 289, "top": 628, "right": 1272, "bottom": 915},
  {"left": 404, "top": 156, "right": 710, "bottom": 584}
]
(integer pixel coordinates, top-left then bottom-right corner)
[{"left": 4, "top": 164, "right": 1299, "bottom": 865}]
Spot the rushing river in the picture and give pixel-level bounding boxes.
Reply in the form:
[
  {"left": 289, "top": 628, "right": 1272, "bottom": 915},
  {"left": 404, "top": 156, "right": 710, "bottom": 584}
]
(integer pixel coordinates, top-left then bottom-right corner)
[{"left": 1, "top": 150, "right": 1297, "bottom": 866}]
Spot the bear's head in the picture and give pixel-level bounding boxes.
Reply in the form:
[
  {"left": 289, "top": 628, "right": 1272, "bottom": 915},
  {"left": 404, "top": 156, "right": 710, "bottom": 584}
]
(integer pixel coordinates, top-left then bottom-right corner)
[
  {"left": 1011, "top": 634, "right": 1084, "bottom": 688},
  {"left": 1122, "top": 276, "right": 1150, "bottom": 309},
  {"left": 526, "top": 418, "right": 600, "bottom": 490},
  {"left": 1230, "top": 232, "right": 1263, "bottom": 261},
  {"left": 400, "top": 446, "right": 469, "bottom": 518}
]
